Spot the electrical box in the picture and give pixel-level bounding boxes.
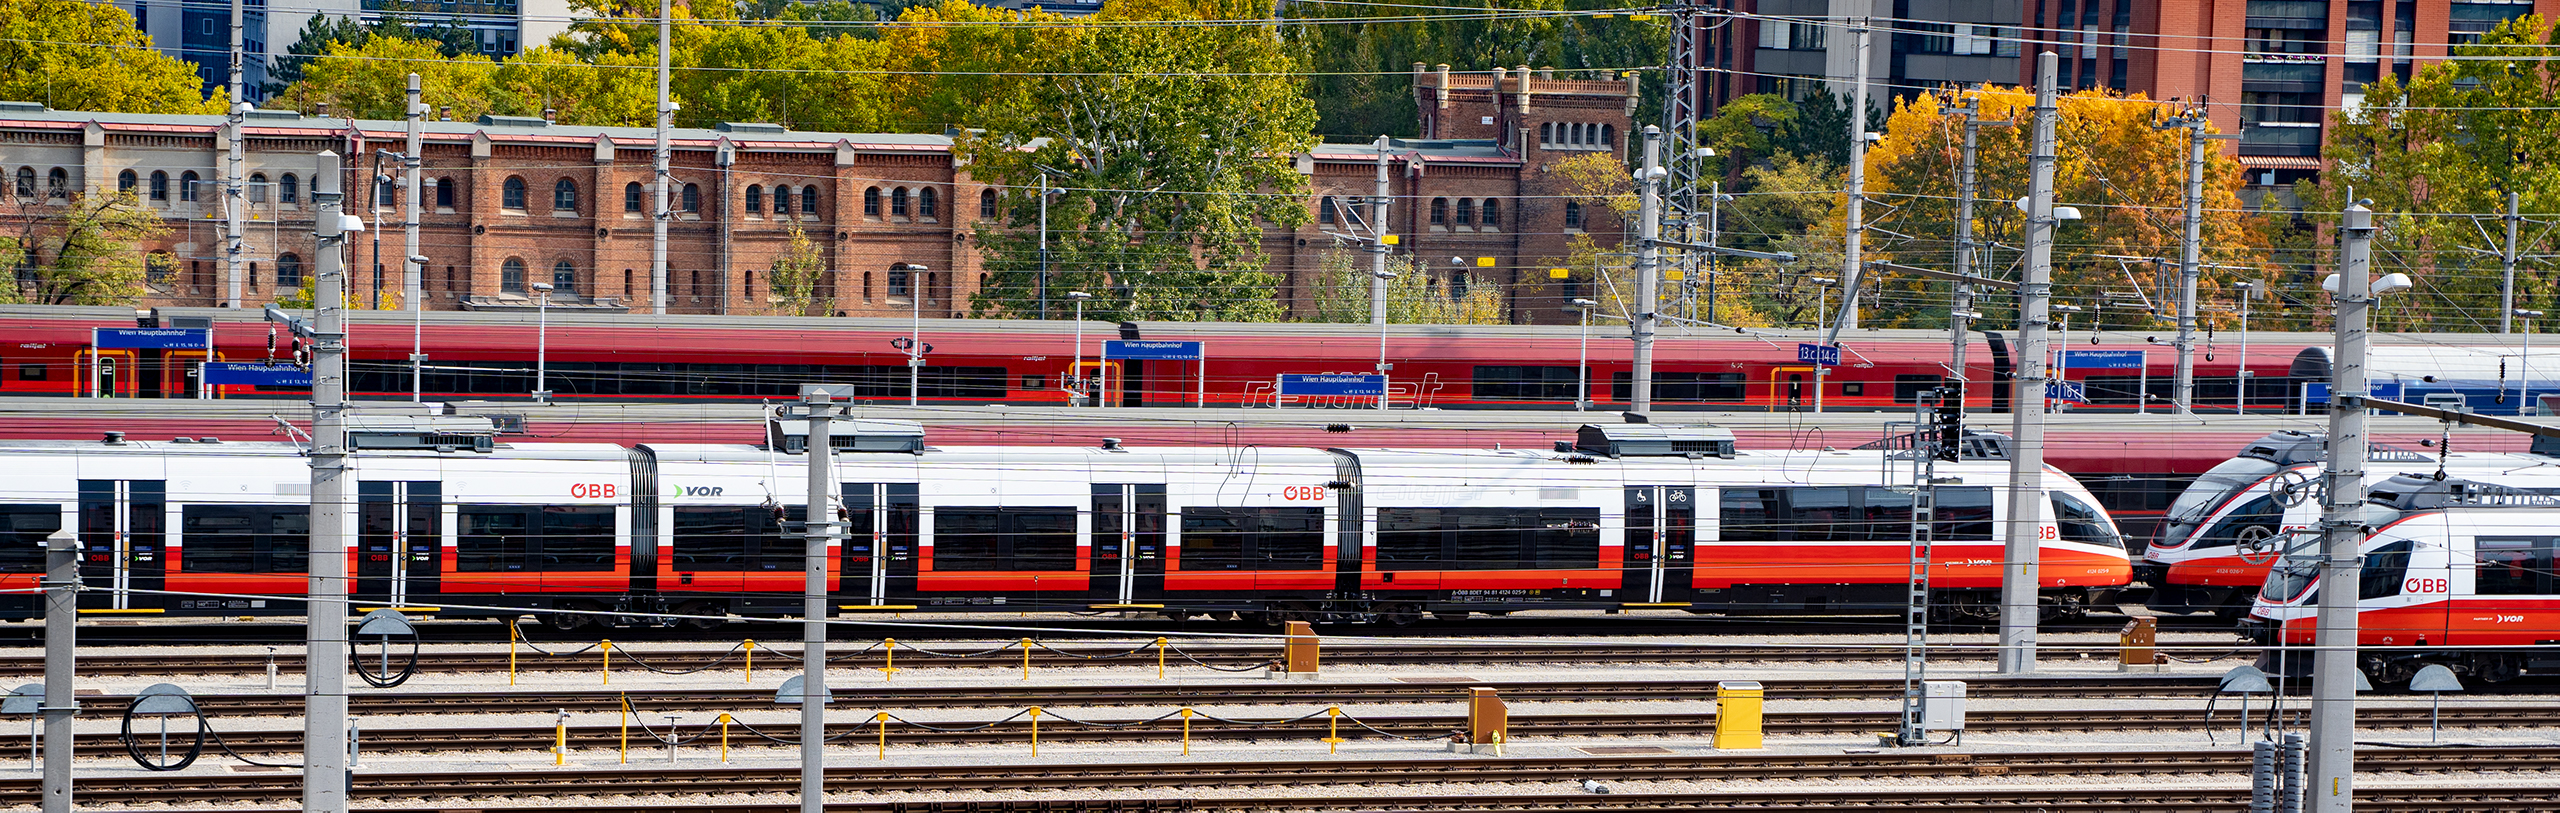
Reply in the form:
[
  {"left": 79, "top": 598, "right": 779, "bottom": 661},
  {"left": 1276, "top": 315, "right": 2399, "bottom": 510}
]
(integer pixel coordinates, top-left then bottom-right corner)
[{"left": 1922, "top": 681, "right": 1966, "bottom": 731}]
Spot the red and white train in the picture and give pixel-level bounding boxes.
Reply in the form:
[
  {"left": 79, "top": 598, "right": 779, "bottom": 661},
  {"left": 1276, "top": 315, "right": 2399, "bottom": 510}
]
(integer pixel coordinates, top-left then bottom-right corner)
[
  {"left": 0, "top": 420, "right": 2134, "bottom": 627},
  {"left": 2246, "top": 473, "right": 2560, "bottom": 683}
]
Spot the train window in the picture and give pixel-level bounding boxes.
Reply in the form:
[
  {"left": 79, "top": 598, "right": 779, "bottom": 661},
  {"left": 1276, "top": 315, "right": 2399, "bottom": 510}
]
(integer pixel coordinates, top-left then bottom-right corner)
[
  {"left": 2359, "top": 539, "right": 2415, "bottom": 600},
  {"left": 2049, "top": 492, "right": 2122, "bottom": 551},
  {"left": 1472, "top": 366, "right": 1581, "bottom": 401},
  {"left": 458, "top": 506, "right": 616, "bottom": 572},
  {"left": 181, "top": 504, "right": 310, "bottom": 573},
  {"left": 1374, "top": 507, "right": 1598, "bottom": 570},
  {"left": 1258, "top": 508, "right": 1325, "bottom": 569},
  {"left": 0, "top": 504, "right": 60, "bottom": 573},
  {"left": 673, "top": 507, "right": 756, "bottom": 571},
  {"left": 1787, "top": 488, "right": 1857, "bottom": 542},
  {"left": 17, "top": 363, "right": 43, "bottom": 381},
  {"left": 1610, "top": 372, "right": 1747, "bottom": 402},
  {"left": 1936, "top": 487, "right": 1996, "bottom": 539},
  {"left": 2196, "top": 494, "right": 2279, "bottom": 550},
  {"left": 1718, "top": 490, "right": 1782, "bottom": 542},
  {"left": 1892, "top": 375, "right": 1945, "bottom": 404},
  {"left": 1858, "top": 487, "right": 1915, "bottom": 542},
  {"left": 930, "top": 508, "right": 1076, "bottom": 572},
  {"left": 2474, "top": 537, "right": 2550, "bottom": 595},
  {"left": 1179, "top": 509, "right": 1248, "bottom": 570},
  {"left": 1842, "top": 382, "right": 1865, "bottom": 397}
]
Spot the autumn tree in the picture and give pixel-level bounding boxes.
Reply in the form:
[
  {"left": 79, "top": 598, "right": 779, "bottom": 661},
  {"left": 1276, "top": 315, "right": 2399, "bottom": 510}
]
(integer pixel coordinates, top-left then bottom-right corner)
[
  {"left": 279, "top": 36, "right": 499, "bottom": 119},
  {"left": 0, "top": 0, "right": 215, "bottom": 114},
  {"left": 0, "top": 189, "right": 169, "bottom": 306},
  {"left": 1304, "top": 248, "right": 1503, "bottom": 324},
  {"left": 1280, "top": 0, "right": 1664, "bottom": 138},
  {"left": 2309, "top": 14, "right": 2560, "bottom": 332},
  {"left": 765, "top": 223, "right": 832, "bottom": 317},
  {"left": 961, "top": 0, "right": 1316, "bottom": 323}
]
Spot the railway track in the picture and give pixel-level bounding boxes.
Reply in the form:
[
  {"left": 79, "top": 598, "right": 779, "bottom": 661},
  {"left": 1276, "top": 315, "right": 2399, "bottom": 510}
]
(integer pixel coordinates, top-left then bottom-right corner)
[
  {"left": 71, "top": 674, "right": 2246, "bottom": 718},
  {"left": 0, "top": 641, "right": 2258, "bottom": 677},
  {"left": 58, "top": 705, "right": 2548, "bottom": 758},
  {"left": 9, "top": 747, "right": 2549, "bottom": 810}
]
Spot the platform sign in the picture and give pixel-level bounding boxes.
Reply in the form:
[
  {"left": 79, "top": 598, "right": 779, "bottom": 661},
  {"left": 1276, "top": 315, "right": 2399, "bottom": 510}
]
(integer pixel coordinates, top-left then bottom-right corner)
[
  {"left": 1103, "top": 340, "right": 1203, "bottom": 361},
  {"left": 203, "top": 362, "right": 312, "bottom": 388},
  {"left": 1277, "top": 374, "right": 1387, "bottom": 398},
  {"left": 2302, "top": 382, "right": 2402, "bottom": 405},
  {"left": 2058, "top": 349, "right": 2146, "bottom": 369},
  {"left": 1796, "top": 343, "right": 1841, "bottom": 367},
  {"left": 2045, "top": 381, "right": 2088, "bottom": 403},
  {"left": 93, "top": 327, "right": 208, "bottom": 350}
]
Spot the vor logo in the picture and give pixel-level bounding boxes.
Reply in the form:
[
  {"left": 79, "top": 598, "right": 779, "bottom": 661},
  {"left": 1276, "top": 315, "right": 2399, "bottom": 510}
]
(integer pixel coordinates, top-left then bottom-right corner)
[{"left": 672, "top": 485, "right": 726, "bottom": 497}]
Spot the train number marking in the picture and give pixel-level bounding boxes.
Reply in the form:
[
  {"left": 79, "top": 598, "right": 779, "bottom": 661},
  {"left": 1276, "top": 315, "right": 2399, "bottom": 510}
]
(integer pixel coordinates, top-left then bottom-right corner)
[
  {"left": 2402, "top": 577, "right": 2448, "bottom": 594},
  {"left": 570, "top": 483, "right": 619, "bottom": 499},
  {"left": 1282, "top": 485, "right": 1328, "bottom": 502}
]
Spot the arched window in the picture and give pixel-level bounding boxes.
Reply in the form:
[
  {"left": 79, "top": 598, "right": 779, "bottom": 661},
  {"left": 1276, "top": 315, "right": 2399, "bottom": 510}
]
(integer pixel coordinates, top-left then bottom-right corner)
[
  {"left": 1429, "top": 197, "right": 1447, "bottom": 226},
  {"left": 14, "top": 167, "right": 33, "bottom": 197},
  {"left": 919, "top": 188, "right": 938, "bottom": 219},
  {"left": 1455, "top": 198, "right": 1473, "bottom": 226},
  {"left": 179, "top": 171, "right": 199, "bottom": 202},
  {"left": 776, "top": 185, "right": 794, "bottom": 216},
  {"left": 551, "top": 259, "right": 577, "bottom": 295},
  {"left": 117, "top": 170, "right": 138, "bottom": 193},
  {"left": 743, "top": 268, "right": 756, "bottom": 301},
  {"left": 887, "top": 264, "right": 912, "bottom": 298},
  {"left": 502, "top": 176, "right": 526, "bottom": 210},
  {"left": 890, "top": 187, "right": 909, "bottom": 217},
  {"left": 681, "top": 183, "right": 700, "bottom": 213},
  {"left": 800, "top": 186, "right": 817, "bottom": 215},
  {"left": 46, "top": 167, "right": 67, "bottom": 198},
  {"left": 1480, "top": 198, "right": 1500, "bottom": 228},
  {"left": 275, "top": 252, "right": 304, "bottom": 288},
  {"left": 1601, "top": 124, "right": 1615, "bottom": 149},
  {"left": 552, "top": 178, "right": 577, "bottom": 212},
  {"left": 1564, "top": 200, "right": 1583, "bottom": 229},
  {"left": 149, "top": 171, "right": 168, "bottom": 201},
  {"left": 376, "top": 177, "right": 395, "bottom": 207},
  {"left": 280, "top": 173, "right": 298, "bottom": 204},
  {"left": 746, "top": 184, "right": 765, "bottom": 215},
  {"left": 623, "top": 182, "right": 642, "bottom": 212},
  {"left": 247, "top": 173, "right": 267, "bottom": 202},
  {"left": 979, "top": 189, "right": 997, "bottom": 219},
  {"left": 863, "top": 187, "right": 881, "bottom": 217},
  {"left": 435, "top": 177, "right": 454, "bottom": 209},
  {"left": 500, "top": 258, "right": 528, "bottom": 294},
  {"left": 1539, "top": 122, "right": 1553, "bottom": 145},
  {"left": 1319, "top": 196, "right": 1337, "bottom": 224}
]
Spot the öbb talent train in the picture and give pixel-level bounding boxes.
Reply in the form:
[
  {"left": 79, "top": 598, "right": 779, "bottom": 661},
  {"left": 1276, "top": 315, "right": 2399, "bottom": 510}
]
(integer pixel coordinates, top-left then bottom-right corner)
[{"left": 0, "top": 420, "right": 2134, "bottom": 627}]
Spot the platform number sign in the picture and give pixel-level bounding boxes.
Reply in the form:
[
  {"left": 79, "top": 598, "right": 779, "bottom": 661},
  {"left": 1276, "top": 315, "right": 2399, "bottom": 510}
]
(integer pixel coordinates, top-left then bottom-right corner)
[{"left": 1796, "top": 343, "right": 1841, "bottom": 367}]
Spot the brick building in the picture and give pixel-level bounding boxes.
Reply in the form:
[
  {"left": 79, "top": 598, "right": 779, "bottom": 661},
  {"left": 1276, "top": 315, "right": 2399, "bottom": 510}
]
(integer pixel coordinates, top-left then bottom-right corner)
[{"left": 0, "top": 71, "right": 1630, "bottom": 325}]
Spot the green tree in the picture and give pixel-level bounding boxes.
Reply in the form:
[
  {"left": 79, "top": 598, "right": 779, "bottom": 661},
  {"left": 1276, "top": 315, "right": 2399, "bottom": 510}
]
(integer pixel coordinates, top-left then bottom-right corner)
[
  {"left": 490, "top": 46, "right": 657, "bottom": 126},
  {"left": 1303, "top": 248, "right": 1503, "bottom": 324},
  {"left": 1281, "top": 0, "right": 1665, "bottom": 138},
  {"left": 277, "top": 36, "right": 499, "bottom": 119},
  {"left": 0, "top": 190, "right": 170, "bottom": 306},
  {"left": 961, "top": 0, "right": 1316, "bottom": 322},
  {"left": 0, "top": 0, "right": 215, "bottom": 114},
  {"left": 268, "top": 13, "right": 370, "bottom": 94},
  {"left": 2309, "top": 14, "right": 2560, "bottom": 332},
  {"left": 765, "top": 222, "right": 832, "bottom": 316}
]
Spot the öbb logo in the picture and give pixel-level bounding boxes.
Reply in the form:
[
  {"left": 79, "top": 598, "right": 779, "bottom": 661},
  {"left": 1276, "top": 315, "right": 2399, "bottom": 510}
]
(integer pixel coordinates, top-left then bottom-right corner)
[{"left": 569, "top": 483, "right": 618, "bottom": 499}]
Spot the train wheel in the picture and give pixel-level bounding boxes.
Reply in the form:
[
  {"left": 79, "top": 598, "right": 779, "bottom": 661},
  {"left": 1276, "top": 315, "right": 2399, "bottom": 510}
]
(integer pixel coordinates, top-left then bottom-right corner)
[
  {"left": 1209, "top": 610, "right": 1237, "bottom": 622},
  {"left": 1378, "top": 603, "right": 1422, "bottom": 627},
  {"left": 674, "top": 601, "right": 727, "bottom": 633},
  {"left": 544, "top": 608, "right": 599, "bottom": 636}
]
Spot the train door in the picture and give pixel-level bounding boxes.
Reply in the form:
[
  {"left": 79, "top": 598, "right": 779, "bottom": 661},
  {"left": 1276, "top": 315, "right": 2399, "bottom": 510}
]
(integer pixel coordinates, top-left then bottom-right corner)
[
  {"left": 843, "top": 482, "right": 919, "bottom": 607},
  {"left": 1623, "top": 486, "right": 1695, "bottom": 604},
  {"left": 1071, "top": 361, "right": 1121, "bottom": 407},
  {"left": 76, "top": 350, "right": 134, "bottom": 398},
  {"left": 1770, "top": 366, "right": 1817, "bottom": 410},
  {"left": 151, "top": 349, "right": 207, "bottom": 399},
  {"left": 77, "top": 480, "right": 164, "bottom": 612},
  {"left": 1091, "top": 483, "right": 1167, "bottom": 607},
  {"left": 356, "top": 482, "right": 442, "bottom": 607}
]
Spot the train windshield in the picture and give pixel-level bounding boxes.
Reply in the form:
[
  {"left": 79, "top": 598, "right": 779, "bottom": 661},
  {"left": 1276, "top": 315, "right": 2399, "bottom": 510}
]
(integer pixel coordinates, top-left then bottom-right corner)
[
  {"left": 2263, "top": 558, "right": 2317, "bottom": 604},
  {"left": 2157, "top": 457, "right": 2282, "bottom": 547}
]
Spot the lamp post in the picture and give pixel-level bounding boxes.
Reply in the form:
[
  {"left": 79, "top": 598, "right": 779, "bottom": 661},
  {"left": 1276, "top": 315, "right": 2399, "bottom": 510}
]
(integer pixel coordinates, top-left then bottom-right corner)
[
  {"left": 1373, "top": 269, "right": 1396, "bottom": 410},
  {"left": 1066, "top": 291, "right": 1094, "bottom": 406},
  {"left": 1571, "top": 298, "right": 1598, "bottom": 411},
  {"left": 896, "top": 263, "right": 929, "bottom": 406},
  {"left": 2520, "top": 308, "right": 2544, "bottom": 415},
  {"left": 2050, "top": 303, "right": 2081, "bottom": 409},
  {"left": 530, "top": 281, "right": 553, "bottom": 402},
  {"left": 1810, "top": 276, "right": 1835, "bottom": 413},
  {"left": 2234, "top": 281, "right": 2255, "bottom": 414}
]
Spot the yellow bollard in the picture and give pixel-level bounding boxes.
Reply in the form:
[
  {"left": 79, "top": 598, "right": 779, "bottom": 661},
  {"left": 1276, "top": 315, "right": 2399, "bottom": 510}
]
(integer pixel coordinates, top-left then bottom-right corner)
[
  {"left": 1027, "top": 706, "right": 1042, "bottom": 757},
  {"left": 509, "top": 622, "right": 521, "bottom": 687},
  {"left": 875, "top": 711, "right": 889, "bottom": 760},
  {"left": 1021, "top": 638, "right": 1033, "bottom": 680},
  {"left": 880, "top": 638, "right": 898, "bottom": 681},
  {"left": 1179, "top": 708, "right": 1193, "bottom": 756},
  {"left": 1156, "top": 637, "right": 1167, "bottom": 680},
  {"left": 553, "top": 709, "right": 568, "bottom": 765},
  {"left": 600, "top": 639, "right": 613, "bottom": 686},
  {"left": 718, "top": 713, "right": 732, "bottom": 763},
  {"left": 743, "top": 640, "right": 755, "bottom": 684},
  {"left": 618, "top": 698, "right": 629, "bottom": 764},
  {"left": 1324, "top": 707, "right": 1344, "bottom": 755}
]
